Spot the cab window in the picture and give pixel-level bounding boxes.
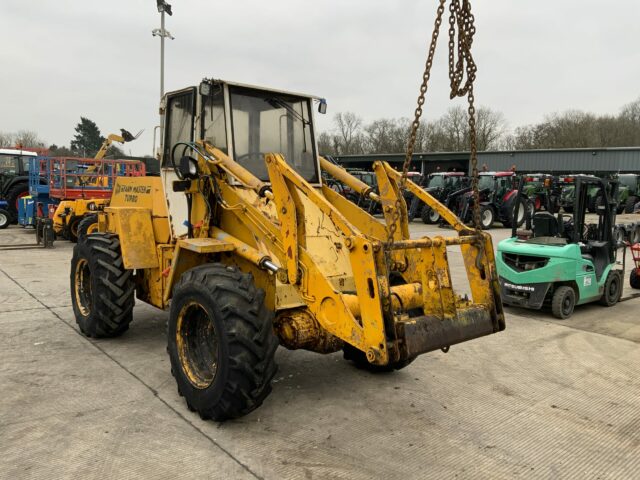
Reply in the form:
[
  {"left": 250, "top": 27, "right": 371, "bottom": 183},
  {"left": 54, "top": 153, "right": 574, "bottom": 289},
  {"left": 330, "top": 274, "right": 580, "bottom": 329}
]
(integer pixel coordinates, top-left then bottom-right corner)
[
  {"left": 201, "top": 86, "right": 227, "bottom": 153},
  {"left": 163, "top": 90, "right": 195, "bottom": 167}
]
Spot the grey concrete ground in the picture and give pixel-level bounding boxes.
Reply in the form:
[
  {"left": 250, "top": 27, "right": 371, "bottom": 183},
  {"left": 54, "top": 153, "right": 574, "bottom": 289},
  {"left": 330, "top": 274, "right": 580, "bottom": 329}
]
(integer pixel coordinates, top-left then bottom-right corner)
[{"left": 1, "top": 217, "right": 639, "bottom": 479}]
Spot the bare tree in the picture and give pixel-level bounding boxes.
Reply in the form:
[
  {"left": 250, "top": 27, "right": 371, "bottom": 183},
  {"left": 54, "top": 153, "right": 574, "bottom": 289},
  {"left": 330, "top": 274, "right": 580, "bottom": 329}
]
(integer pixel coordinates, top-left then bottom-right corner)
[
  {"left": 14, "top": 130, "right": 46, "bottom": 148},
  {"left": 0, "top": 132, "right": 14, "bottom": 147},
  {"left": 334, "top": 112, "right": 365, "bottom": 155},
  {"left": 316, "top": 131, "right": 336, "bottom": 156},
  {"left": 476, "top": 107, "right": 508, "bottom": 150}
]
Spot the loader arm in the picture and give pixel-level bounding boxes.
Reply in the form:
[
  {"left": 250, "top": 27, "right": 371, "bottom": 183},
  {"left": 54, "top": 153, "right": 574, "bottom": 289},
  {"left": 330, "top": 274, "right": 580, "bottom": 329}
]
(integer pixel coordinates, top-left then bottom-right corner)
[{"left": 165, "top": 142, "right": 504, "bottom": 365}]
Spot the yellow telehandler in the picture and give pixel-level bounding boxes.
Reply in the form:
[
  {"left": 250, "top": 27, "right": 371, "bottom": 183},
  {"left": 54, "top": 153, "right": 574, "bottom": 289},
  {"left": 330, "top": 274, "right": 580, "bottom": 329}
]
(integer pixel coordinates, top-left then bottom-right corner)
[{"left": 70, "top": 1, "right": 504, "bottom": 420}]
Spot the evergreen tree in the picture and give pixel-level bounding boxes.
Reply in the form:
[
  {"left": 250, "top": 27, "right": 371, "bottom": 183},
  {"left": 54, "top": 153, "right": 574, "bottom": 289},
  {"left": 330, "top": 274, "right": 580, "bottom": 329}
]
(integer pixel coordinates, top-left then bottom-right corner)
[{"left": 70, "top": 117, "right": 104, "bottom": 157}]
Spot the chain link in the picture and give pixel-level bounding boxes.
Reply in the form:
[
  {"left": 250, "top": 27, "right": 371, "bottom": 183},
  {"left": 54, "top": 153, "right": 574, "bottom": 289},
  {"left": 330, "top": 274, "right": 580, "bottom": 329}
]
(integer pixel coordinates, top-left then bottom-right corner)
[{"left": 386, "top": 0, "right": 481, "bottom": 250}]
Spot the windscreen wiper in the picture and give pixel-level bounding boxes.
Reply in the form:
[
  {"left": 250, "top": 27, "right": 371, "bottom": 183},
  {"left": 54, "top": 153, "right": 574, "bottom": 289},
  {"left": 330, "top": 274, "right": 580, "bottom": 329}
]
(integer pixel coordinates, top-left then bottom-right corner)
[{"left": 265, "top": 98, "right": 310, "bottom": 125}]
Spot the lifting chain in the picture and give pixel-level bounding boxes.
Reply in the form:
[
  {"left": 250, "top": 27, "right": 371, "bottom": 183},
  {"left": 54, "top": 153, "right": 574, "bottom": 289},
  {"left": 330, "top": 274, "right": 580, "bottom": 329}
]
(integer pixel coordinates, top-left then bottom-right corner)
[{"left": 386, "top": 0, "right": 481, "bottom": 251}]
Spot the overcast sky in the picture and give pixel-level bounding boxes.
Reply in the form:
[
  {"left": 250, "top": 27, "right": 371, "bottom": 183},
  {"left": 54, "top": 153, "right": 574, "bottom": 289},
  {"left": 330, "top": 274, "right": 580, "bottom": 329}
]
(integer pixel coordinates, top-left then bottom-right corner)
[{"left": 1, "top": 0, "right": 639, "bottom": 156}]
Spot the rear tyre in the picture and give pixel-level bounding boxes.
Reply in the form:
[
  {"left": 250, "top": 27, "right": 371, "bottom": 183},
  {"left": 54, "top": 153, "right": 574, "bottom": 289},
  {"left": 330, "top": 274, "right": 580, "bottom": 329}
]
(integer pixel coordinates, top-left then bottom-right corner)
[
  {"left": 167, "top": 264, "right": 278, "bottom": 421},
  {"left": 598, "top": 270, "right": 621, "bottom": 307},
  {"left": 480, "top": 205, "right": 495, "bottom": 230},
  {"left": 0, "top": 209, "right": 10, "bottom": 229},
  {"left": 630, "top": 269, "right": 640, "bottom": 290},
  {"left": 624, "top": 196, "right": 637, "bottom": 214},
  {"left": 343, "top": 344, "right": 415, "bottom": 372},
  {"left": 77, "top": 214, "right": 99, "bottom": 243},
  {"left": 70, "top": 233, "right": 135, "bottom": 337},
  {"left": 551, "top": 286, "right": 575, "bottom": 320},
  {"left": 563, "top": 206, "right": 573, "bottom": 214},
  {"left": 505, "top": 199, "right": 526, "bottom": 228}
]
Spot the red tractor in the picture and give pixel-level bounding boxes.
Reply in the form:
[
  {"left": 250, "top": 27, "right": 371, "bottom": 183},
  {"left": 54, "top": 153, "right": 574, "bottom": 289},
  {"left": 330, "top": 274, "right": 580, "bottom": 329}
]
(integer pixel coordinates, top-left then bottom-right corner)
[{"left": 449, "top": 171, "right": 533, "bottom": 229}]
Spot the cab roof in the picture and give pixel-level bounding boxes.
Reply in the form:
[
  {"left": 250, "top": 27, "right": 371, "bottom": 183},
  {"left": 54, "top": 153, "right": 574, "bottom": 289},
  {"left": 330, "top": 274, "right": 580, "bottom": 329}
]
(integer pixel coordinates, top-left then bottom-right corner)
[
  {"left": 480, "top": 171, "right": 514, "bottom": 177},
  {"left": 0, "top": 148, "right": 37, "bottom": 156},
  {"left": 185, "top": 78, "right": 322, "bottom": 101},
  {"left": 431, "top": 171, "right": 465, "bottom": 176}
]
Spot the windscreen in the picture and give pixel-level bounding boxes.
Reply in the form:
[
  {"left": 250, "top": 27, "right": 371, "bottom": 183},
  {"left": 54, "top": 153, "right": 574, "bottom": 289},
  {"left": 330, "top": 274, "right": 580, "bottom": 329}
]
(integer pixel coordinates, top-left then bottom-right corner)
[
  {"left": 0, "top": 155, "right": 19, "bottom": 174},
  {"left": 229, "top": 87, "right": 318, "bottom": 183},
  {"left": 478, "top": 175, "right": 494, "bottom": 190},
  {"left": 619, "top": 175, "right": 636, "bottom": 188},
  {"left": 427, "top": 175, "right": 444, "bottom": 188}
]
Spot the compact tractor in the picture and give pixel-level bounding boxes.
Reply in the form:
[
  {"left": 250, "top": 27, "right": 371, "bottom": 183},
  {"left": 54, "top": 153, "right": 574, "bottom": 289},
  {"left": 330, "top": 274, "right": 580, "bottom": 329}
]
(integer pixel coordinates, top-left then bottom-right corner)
[
  {"left": 450, "top": 171, "right": 532, "bottom": 229},
  {"left": 497, "top": 175, "right": 623, "bottom": 319},
  {"left": 408, "top": 171, "right": 468, "bottom": 224},
  {"left": 70, "top": 78, "right": 505, "bottom": 420}
]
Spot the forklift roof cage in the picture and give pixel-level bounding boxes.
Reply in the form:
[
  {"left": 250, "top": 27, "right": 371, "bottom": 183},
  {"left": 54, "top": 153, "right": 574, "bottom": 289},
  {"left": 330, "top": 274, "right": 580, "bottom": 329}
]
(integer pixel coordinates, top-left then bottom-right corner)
[{"left": 48, "top": 157, "right": 146, "bottom": 200}]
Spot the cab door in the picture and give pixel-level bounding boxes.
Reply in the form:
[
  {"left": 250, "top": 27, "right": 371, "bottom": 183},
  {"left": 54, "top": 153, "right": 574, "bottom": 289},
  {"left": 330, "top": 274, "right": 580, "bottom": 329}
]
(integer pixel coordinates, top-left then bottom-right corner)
[{"left": 162, "top": 88, "right": 196, "bottom": 238}]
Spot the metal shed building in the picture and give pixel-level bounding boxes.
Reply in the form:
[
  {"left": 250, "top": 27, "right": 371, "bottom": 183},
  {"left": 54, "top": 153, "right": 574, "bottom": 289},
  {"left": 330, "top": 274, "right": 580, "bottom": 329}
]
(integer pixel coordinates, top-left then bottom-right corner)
[{"left": 332, "top": 147, "right": 640, "bottom": 175}]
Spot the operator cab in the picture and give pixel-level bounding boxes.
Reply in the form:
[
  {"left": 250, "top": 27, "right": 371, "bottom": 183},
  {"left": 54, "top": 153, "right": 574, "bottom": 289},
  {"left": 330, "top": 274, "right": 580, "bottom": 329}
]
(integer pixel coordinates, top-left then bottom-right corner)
[
  {"left": 161, "top": 79, "right": 326, "bottom": 236},
  {"left": 162, "top": 79, "right": 325, "bottom": 184}
]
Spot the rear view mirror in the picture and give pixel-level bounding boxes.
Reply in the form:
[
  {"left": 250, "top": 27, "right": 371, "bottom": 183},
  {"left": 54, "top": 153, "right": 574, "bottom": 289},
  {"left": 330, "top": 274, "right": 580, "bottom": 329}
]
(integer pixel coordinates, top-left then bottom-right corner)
[{"left": 179, "top": 155, "right": 199, "bottom": 179}]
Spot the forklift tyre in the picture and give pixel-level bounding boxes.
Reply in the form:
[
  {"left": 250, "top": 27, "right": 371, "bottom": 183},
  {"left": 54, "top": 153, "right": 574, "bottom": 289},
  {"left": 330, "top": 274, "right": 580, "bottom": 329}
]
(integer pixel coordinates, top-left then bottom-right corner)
[
  {"left": 598, "top": 270, "right": 622, "bottom": 307},
  {"left": 0, "top": 208, "right": 10, "bottom": 229},
  {"left": 77, "top": 214, "right": 99, "bottom": 243},
  {"left": 551, "top": 286, "right": 576, "bottom": 320},
  {"left": 343, "top": 343, "right": 416, "bottom": 372},
  {"left": 479, "top": 205, "right": 495, "bottom": 230},
  {"left": 167, "top": 264, "right": 279, "bottom": 421},
  {"left": 630, "top": 269, "right": 640, "bottom": 290},
  {"left": 71, "top": 233, "right": 135, "bottom": 337}
]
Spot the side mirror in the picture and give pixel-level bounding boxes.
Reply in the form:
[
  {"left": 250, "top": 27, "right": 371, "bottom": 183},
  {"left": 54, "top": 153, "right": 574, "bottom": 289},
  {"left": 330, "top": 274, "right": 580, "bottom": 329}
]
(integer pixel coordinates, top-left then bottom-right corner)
[
  {"left": 317, "top": 98, "right": 327, "bottom": 115},
  {"left": 179, "top": 155, "right": 199, "bottom": 179}
]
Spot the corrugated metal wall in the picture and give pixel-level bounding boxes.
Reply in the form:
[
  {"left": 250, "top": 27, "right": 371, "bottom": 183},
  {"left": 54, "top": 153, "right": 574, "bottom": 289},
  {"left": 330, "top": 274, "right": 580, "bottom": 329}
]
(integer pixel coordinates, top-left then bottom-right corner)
[{"left": 333, "top": 148, "right": 640, "bottom": 174}]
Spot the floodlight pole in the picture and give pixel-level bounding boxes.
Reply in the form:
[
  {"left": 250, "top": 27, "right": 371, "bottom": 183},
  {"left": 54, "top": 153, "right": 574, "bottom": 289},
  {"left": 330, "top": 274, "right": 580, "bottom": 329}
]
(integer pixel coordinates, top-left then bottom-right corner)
[
  {"left": 152, "top": 2, "right": 173, "bottom": 157},
  {"left": 160, "top": 10, "right": 165, "bottom": 98}
]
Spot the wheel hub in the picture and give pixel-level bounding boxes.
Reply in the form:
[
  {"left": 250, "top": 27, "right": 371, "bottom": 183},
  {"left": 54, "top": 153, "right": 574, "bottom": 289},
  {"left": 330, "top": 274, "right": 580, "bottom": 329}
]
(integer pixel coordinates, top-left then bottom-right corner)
[
  {"left": 176, "top": 301, "right": 219, "bottom": 389},
  {"left": 74, "top": 259, "right": 92, "bottom": 316}
]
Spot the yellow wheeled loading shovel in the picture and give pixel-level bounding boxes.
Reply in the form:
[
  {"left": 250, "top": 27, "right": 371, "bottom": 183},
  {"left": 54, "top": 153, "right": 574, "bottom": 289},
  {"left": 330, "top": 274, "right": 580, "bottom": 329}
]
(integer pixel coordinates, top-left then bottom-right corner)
[{"left": 69, "top": 1, "right": 504, "bottom": 420}]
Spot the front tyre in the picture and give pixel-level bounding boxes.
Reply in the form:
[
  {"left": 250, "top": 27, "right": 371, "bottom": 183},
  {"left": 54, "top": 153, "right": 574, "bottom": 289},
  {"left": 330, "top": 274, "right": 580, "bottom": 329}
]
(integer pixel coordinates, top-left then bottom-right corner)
[
  {"left": 599, "top": 270, "right": 622, "bottom": 306},
  {"left": 551, "top": 286, "right": 575, "bottom": 319},
  {"left": 479, "top": 205, "right": 495, "bottom": 230},
  {"left": 168, "top": 264, "right": 278, "bottom": 421},
  {"left": 0, "top": 209, "right": 10, "bottom": 229},
  {"left": 70, "top": 233, "right": 135, "bottom": 337}
]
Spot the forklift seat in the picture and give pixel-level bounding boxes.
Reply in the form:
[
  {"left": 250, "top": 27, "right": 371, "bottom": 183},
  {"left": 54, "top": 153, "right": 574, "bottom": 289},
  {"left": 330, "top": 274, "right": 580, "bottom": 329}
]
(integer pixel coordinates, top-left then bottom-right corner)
[
  {"left": 581, "top": 241, "right": 610, "bottom": 281},
  {"left": 532, "top": 212, "right": 559, "bottom": 237}
]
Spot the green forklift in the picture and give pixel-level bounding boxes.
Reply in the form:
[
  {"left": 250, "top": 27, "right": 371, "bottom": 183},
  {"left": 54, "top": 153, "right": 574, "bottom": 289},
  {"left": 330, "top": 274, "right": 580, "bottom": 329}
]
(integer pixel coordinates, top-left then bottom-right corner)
[{"left": 496, "top": 175, "right": 623, "bottom": 319}]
